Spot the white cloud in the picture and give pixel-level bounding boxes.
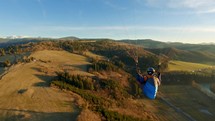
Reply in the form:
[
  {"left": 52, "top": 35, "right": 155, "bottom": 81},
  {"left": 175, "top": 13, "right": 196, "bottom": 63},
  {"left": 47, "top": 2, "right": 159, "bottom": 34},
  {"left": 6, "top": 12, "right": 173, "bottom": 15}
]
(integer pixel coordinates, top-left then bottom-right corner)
[
  {"left": 196, "top": 8, "right": 215, "bottom": 14},
  {"left": 104, "top": 0, "right": 127, "bottom": 10},
  {"left": 144, "top": 0, "right": 215, "bottom": 13},
  {"left": 179, "top": 0, "right": 215, "bottom": 9}
]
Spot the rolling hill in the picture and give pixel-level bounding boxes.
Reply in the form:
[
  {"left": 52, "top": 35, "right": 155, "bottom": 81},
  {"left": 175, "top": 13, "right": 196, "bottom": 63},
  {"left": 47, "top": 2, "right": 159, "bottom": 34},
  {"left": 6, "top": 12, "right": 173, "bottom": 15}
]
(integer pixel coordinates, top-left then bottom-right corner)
[
  {"left": 120, "top": 39, "right": 170, "bottom": 48},
  {"left": 120, "top": 39, "right": 215, "bottom": 53},
  {"left": 59, "top": 36, "right": 80, "bottom": 40},
  {"left": 146, "top": 47, "right": 215, "bottom": 64},
  {"left": 0, "top": 50, "right": 89, "bottom": 121},
  {"left": 120, "top": 39, "right": 215, "bottom": 65}
]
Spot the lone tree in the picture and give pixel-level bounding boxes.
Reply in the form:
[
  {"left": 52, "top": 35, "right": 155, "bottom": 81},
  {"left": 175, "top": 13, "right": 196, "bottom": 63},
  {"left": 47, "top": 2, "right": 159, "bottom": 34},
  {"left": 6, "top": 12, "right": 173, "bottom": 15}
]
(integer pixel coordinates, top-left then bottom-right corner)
[
  {"left": 4, "top": 60, "right": 11, "bottom": 67},
  {"left": 0, "top": 48, "right": 5, "bottom": 56}
]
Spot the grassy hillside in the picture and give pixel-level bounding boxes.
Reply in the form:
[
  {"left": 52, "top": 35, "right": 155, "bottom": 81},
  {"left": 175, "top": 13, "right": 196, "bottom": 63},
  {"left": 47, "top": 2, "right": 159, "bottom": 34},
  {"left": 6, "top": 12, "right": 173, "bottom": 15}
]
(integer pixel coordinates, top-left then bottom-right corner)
[
  {"left": 120, "top": 39, "right": 170, "bottom": 48},
  {"left": 168, "top": 60, "right": 212, "bottom": 72},
  {"left": 169, "top": 42, "right": 215, "bottom": 53},
  {"left": 30, "top": 50, "right": 93, "bottom": 76},
  {"left": 147, "top": 47, "right": 215, "bottom": 64},
  {"left": 0, "top": 50, "right": 89, "bottom": 121}
]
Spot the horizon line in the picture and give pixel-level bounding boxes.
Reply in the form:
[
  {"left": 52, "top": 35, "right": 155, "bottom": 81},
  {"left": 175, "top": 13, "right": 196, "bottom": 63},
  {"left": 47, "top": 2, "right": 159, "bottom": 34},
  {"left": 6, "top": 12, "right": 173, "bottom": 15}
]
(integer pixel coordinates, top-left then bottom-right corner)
[{"left": 1, "top": 35, "right": 215, "bottom": 45}]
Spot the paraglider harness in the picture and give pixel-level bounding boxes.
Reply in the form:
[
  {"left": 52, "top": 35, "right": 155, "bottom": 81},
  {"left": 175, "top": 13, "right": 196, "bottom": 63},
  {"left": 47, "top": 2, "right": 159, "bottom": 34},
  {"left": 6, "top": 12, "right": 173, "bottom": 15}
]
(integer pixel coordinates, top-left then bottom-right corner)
[
  {"left": 135, "top": 60, "right": 161, "bottom": 99},
  {"left": 135, "top": 62, "right": 161, "bottom": 86}
]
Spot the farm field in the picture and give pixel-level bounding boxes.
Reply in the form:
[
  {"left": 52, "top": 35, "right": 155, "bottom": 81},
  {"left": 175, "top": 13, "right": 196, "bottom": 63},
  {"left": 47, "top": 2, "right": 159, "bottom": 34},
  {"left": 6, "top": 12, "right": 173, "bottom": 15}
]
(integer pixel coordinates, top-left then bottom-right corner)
[{"left": 168, "top": 60, "right": 213, "bottom": 72}]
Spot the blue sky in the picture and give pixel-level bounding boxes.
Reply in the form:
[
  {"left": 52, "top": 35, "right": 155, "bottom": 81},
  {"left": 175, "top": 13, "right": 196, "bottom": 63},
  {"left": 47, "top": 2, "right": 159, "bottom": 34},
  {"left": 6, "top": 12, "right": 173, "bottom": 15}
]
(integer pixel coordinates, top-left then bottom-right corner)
[{"left": 0, "top": 0, "right": 215, "bottom": 43}]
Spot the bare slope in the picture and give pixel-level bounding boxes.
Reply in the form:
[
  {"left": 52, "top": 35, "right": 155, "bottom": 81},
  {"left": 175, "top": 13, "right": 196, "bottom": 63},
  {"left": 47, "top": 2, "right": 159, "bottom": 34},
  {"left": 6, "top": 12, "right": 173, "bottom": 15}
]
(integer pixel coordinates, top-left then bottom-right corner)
[
  {"left": 0, "top": 50, "right": 93, "bottom": 121},
  {"left": 30, "top": 50, "right": 93, "bottom": 76}
]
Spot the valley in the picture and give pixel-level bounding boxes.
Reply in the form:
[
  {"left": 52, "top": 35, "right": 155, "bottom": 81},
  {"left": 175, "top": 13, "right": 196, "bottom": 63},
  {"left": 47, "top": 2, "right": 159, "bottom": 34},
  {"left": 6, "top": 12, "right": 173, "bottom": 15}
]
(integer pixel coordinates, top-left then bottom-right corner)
[{"left": 0, "top": 39, "right": 214, "bottom": 121}]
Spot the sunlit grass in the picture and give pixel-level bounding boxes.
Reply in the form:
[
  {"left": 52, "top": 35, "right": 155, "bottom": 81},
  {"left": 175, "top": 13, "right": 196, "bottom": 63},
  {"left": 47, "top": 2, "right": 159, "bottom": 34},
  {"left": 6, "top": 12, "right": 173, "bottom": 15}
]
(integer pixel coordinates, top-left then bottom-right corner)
[{"left": 168, "top": 60, "right": 212, "bottom": 72}]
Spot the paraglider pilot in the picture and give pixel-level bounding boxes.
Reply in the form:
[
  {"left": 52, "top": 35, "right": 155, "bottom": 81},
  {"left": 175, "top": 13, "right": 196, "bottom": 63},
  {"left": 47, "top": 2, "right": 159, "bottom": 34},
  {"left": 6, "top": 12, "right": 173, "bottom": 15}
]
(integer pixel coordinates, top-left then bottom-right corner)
[{"left": 135, "top": 59, "right": 161, "bottom": 99}]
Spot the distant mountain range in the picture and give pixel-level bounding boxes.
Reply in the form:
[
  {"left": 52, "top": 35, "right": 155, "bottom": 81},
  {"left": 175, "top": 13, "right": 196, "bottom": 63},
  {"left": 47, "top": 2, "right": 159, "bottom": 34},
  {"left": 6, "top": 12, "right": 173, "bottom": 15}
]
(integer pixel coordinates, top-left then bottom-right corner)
[
  {"left": 1, "top": 36, "right": 215, "bottom": 64},
  {"left": 59, "top": 36, "right": 80, "bottom": 40},
  {"left": 0, "top": 36, "right": 79, "bottom": 43},
  {"left": 0, "top": 38, "right": 42, "bottom": 47},
  {"left": 5, "top": 35, "right": 30, "bottom": 39}
]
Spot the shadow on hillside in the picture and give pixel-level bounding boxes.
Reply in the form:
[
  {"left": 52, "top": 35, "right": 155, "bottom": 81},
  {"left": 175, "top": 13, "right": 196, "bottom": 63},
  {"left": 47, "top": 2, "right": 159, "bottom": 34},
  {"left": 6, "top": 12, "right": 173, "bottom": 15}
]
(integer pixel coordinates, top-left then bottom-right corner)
[
  {"left": 33, "top": 74, "right": 55, "bottom": 87},
  {"left": 0, "top": 108, "right": 80, "bottom": 121},
  {"left": 31, "top": 67, "right": 42, "bottom": 72},
  {"left": 64, "top": 64, "right": 91, "bottom": 72},
  {"left": 17, "top": 89, "right": 28, "bottom": 94},
  {"left": 30, "top": 67, "right": 56, "bottom": 87}
]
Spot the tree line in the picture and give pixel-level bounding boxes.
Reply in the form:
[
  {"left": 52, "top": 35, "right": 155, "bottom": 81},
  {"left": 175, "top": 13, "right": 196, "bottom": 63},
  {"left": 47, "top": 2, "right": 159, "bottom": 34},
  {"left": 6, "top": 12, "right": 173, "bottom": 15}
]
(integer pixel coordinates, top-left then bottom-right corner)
[
  {"left": 162, "top": 71, "right": 215, "bottom": 85},
  {"left": 55, "top": 71, "right": 94, "bottom": 90}
]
